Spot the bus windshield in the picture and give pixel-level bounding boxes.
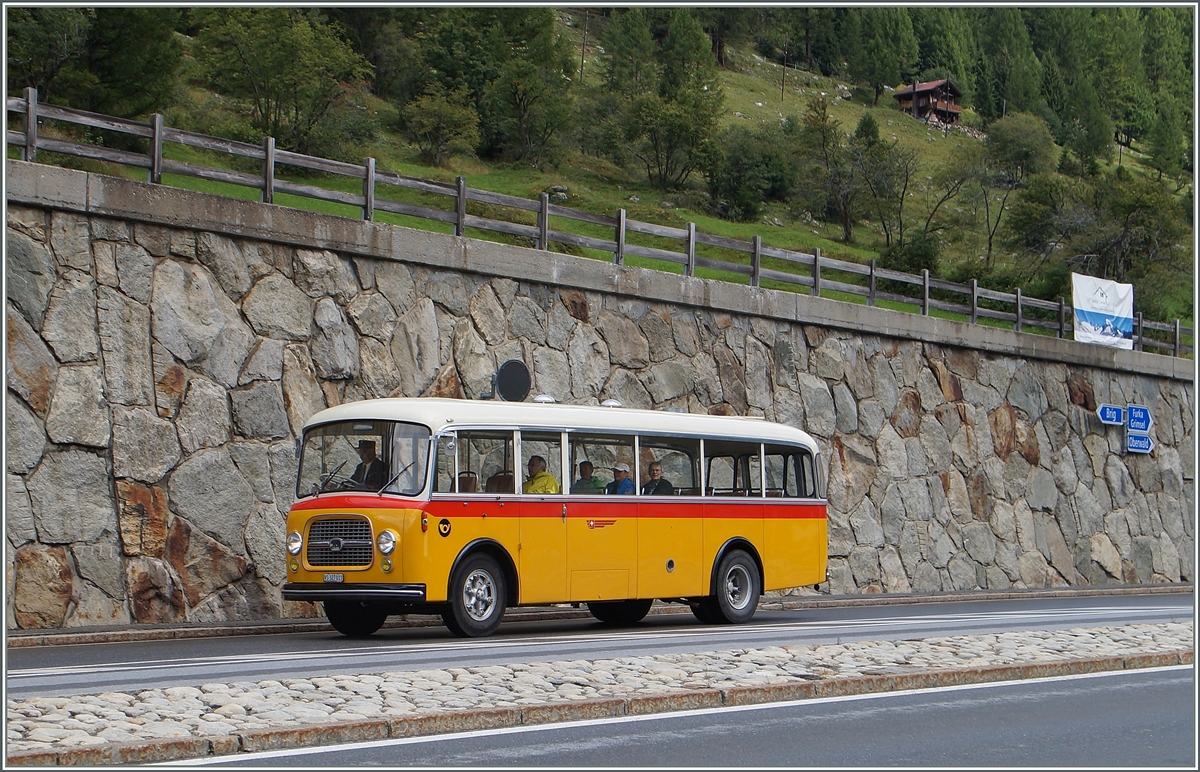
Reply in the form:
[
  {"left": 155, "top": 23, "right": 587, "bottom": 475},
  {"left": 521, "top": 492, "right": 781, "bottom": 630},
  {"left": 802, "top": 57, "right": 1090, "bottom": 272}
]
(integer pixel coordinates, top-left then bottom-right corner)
[{"left": 297, "top": 420, "right": 431, "bottom": 498}]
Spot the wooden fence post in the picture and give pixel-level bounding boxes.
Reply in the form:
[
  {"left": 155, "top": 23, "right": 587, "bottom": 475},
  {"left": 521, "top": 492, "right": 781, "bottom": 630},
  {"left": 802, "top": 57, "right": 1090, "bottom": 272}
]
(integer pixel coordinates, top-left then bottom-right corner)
[
  {"left": 811, "top": 248, "right": 821, "bottom": 297},
  {"left": 538, "top": 193, "right": 549, "bottom": 250},
  {"left": 750, "top": 235, "right": 761, "bottom": 287},
  {"left": 1014, "top": 287, "right": 1023, "bottom": 332},
  {"left": 614, "top": 208, "right": 626, "bottom": 265},
  {"left": 921, "top": 269, "right": 930, "bottom": 315},
  {"left": 23, "top": 87, "right": 37, "bottom": 162},
  {"left": 970, "top": 279, "right": 978, "bottom": 325},
  {"left": 686, "top": 223, "right": 697, "bottom": 277},
  {"left": 1057, "top": 297, "right": 1066, "bottom": 338},
  {"left": 261, "top": 137, "right": 275, "bottom": 204},
  {"left": 1174, "top": 319, "right": 1181, "bottom": 357},
  {"left": 363, "top": 157, "right": 375, "bottom": 221},
  {"left": 455, "top": 176, "right": 467, "bottom": 236},
  {"left": 150, "top": 113, "right": 164, "bottom": 184},
  {"left": 867, "top": 258, "right": 877, "bottom": 307},
  {"left": 1135, "top": 312, "right": 1144, "bottom": 351}
]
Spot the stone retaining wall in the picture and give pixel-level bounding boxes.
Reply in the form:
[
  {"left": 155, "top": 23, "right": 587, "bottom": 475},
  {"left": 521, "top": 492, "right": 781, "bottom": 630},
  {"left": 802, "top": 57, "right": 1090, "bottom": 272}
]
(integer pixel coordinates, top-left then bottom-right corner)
[{"left": 5, "top": 161, "right": 1194, "bottom": 630}]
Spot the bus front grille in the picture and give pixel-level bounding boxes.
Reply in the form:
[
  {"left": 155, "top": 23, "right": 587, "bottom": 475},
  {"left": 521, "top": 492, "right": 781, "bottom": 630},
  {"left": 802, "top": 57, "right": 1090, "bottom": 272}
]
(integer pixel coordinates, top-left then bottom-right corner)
[{"left": 306, "top": 518, "right": 373, "bottom": 567}]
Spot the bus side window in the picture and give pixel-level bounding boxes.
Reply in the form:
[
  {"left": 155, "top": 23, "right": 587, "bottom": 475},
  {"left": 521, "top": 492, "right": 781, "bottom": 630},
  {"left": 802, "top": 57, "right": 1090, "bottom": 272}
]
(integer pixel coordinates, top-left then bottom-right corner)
[
  {"left": 799, "top": 451, "right": 817, "bottom": 498},
  {"left": 765, "top": 452, "right": 792, "bottom": 498},
  {"left": 458, "top": 430, "right": 515, "bottom": 494}
]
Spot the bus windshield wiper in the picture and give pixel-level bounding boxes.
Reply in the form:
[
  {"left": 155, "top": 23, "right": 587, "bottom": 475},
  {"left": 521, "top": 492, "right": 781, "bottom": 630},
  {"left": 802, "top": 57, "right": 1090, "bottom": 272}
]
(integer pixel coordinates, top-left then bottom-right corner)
[
  {"left": 318, "top": 460, "right": 347, "bottom": 491},
  {"left": 378, "top": 460, "right": 416, "bottom": 495}
]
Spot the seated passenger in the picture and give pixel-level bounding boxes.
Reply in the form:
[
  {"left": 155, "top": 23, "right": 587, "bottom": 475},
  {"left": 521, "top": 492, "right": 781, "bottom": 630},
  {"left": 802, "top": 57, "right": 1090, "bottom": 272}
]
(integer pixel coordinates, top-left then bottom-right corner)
[
  {"left": 640, "top": 461, "right": 674, "bottom": 496},
  {"left": 570, "top": 460, "right": 605, "bottom": 494},
  {"left": 606, "top": 463, "right": 635, "bottom": 495},
  {"left": 522, "top": 455, "right": 560, "bottom": 494}
]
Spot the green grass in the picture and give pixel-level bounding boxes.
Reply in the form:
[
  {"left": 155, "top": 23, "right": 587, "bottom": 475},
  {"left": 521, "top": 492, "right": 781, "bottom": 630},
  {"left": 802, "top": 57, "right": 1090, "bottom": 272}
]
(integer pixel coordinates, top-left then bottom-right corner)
[{"left": 9, "top": 25, "right": 1191, "bottom": 344}]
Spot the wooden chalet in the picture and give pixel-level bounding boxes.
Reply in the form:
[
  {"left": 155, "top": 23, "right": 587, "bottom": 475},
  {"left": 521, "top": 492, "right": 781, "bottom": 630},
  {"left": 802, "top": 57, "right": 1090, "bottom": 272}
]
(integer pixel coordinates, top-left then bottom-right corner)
[{"left": 893, "top": 79, "right": 963, "bottom": 124}]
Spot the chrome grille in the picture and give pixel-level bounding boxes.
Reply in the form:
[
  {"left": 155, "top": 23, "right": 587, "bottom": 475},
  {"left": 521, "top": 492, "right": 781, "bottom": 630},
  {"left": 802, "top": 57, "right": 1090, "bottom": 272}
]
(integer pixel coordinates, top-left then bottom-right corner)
[{"left": 306, "top": 518, "right": 373, "bottom": 567}]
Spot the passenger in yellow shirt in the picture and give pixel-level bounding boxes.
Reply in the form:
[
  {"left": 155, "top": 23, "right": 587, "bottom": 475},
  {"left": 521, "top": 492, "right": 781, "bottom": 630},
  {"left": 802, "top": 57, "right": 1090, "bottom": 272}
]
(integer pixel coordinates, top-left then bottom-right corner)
[{"left": 522, "top": 455, "right": 560, "bottom": 494}]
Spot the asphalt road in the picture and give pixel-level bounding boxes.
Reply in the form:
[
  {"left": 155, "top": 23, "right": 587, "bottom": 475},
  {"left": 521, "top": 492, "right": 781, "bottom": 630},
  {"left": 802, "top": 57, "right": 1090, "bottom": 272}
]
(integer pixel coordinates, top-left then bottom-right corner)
[
  {"left": 6, "top": 594, "right": 1191, "bottom": 700},
  {"left": 179, "top": 667, "right": 1195, "bottom": 767}
]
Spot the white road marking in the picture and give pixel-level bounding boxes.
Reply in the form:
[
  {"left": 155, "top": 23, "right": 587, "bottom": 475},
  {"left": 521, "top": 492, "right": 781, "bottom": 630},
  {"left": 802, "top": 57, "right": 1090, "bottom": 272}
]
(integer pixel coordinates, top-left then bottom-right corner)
[{"left": 158, "top": 665, "right": 1194, "bottom": 765}]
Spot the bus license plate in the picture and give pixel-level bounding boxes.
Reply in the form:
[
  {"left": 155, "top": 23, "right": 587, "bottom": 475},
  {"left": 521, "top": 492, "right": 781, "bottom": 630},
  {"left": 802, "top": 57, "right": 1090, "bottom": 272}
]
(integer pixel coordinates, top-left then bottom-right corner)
[{"left": 323, "top": 573, "right": 344, "bottom": 583}]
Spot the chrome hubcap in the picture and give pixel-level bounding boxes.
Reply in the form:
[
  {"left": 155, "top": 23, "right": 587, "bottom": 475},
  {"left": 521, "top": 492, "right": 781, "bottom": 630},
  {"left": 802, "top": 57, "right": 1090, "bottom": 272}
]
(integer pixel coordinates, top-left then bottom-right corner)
[
  {"left": 462, "top": 569, "right": 496, "bottom": 621},
  {"left": 724, "top": 564, "right": 751, "bottom": 610}
]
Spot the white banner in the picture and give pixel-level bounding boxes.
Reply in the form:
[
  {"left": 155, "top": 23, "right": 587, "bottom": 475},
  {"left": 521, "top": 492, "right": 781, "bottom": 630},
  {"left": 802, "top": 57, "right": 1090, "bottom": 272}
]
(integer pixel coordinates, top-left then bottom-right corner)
[{"left": 1071, "top": 272, "right": 1134, "bottom": 349}]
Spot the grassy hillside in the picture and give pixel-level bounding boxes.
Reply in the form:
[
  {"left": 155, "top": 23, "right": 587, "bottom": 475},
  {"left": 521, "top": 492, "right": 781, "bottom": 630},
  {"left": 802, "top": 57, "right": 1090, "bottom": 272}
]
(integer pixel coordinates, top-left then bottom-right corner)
[{"left": 15, "top": 9, "right": 1189, "bottom": 333}]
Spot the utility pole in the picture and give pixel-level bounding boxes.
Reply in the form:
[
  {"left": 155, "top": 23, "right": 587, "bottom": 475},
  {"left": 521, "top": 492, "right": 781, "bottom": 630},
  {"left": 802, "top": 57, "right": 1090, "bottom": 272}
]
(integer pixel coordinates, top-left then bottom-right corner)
[
  {"left": 781, "top": 31, "right": 788, "bottom": 103},
  {"left": 579, "top": 10, "right": 589, "bottom": 84}
]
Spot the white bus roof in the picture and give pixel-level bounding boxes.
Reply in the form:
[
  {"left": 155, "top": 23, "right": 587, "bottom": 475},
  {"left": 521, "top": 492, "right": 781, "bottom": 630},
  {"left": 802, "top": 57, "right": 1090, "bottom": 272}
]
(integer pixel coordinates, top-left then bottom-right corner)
[{"left": 304, "top": 398, "right": 818, "bottom": 450}]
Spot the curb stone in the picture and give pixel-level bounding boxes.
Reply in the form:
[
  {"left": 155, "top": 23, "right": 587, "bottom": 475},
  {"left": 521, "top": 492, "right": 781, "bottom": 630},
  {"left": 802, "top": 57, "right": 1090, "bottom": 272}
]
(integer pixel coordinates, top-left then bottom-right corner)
[
  {"left": 6, "top": 650, "right": 1191, "bottom": 766},
  {"left": 5, "top": 585, "right": 1190, "bottom": 649}
]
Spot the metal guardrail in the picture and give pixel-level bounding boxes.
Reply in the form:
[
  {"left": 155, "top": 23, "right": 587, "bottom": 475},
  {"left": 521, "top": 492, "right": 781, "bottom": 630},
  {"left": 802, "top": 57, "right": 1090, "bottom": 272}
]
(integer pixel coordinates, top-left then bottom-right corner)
[{"left": 7, "top": 87, "right": 1192, "bottom": 358}]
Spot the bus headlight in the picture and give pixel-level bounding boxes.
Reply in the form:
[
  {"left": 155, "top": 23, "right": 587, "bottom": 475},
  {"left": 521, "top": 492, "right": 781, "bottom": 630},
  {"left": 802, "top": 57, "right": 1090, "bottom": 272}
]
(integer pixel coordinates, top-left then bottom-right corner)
[
  {"left": 377, "top": 530, "right": 397, "bottom": 555},
  {"left": 287, "top": 531, "right": 303, "bottom": 556}
]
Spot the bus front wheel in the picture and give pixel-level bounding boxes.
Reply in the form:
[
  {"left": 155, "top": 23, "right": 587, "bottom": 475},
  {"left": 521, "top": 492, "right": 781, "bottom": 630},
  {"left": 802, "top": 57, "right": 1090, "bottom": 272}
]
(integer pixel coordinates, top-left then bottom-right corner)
[
  {"left": 324, "top": 601, "right": 388, "bottom": 638},
  {"left": 705, "top": 549, "right": 760, "bottom": 624},
  {"left": 442, "top": 553, "right": 507, "bottom": 637},
  {"left": 587, "top": 599, "right": 653, "bottom": 626}
]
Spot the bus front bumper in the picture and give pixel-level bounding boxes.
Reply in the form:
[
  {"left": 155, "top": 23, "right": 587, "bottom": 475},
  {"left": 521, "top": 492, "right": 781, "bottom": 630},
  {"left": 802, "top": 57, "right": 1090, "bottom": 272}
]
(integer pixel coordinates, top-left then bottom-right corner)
[{"left": 282, "top": 582, "right": 427, "bottom": 603}]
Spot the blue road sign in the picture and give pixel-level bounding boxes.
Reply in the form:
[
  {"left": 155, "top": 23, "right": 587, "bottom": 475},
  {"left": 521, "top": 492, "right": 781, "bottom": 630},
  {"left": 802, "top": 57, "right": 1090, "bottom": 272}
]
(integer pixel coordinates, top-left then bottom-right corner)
[
  {"left": 1096, "top": 404, "right": 1124, "bottom": 426},
  {"left": 1127, "top": 404, "right": 1153, "bottom": 433},
  {"left": 1126, "top": 433, "right": 1155, "bottom": 454}
]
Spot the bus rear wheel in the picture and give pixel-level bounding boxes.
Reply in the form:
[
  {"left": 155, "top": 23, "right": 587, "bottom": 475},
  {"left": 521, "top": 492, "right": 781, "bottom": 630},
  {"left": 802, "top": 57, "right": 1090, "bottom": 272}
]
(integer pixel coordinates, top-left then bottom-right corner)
[
  {"left": 705, "top": 549, "right": 760, "bottom": 624},
  {"left": 442, "top": 553, "right": 507, "bottom": 638},
  {"left": 587, "top": 599, "right": 653, "bottom": 626},
  {"left": 324, "top": 601, "right": 388, "bottom": 638}
]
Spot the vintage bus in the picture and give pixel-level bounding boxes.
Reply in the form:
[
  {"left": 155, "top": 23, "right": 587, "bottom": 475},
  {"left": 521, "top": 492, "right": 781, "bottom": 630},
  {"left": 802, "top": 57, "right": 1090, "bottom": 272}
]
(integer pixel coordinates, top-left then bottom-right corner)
[{"left": 282, "top": 397, "right": 828, "bottom": 638}]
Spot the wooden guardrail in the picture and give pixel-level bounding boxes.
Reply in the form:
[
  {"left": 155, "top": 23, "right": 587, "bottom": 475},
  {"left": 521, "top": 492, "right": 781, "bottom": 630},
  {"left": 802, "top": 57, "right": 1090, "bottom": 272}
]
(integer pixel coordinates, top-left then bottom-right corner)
[{"left": 7, "top": 88, "right": 1192, "bottom": 358}]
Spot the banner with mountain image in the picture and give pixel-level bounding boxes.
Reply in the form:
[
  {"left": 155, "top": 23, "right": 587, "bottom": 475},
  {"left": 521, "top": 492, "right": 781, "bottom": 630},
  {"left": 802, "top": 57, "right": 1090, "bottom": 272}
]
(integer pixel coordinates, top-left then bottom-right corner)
[{"left": 1071, "top": 273, "right": 1134, "bottom": 349}]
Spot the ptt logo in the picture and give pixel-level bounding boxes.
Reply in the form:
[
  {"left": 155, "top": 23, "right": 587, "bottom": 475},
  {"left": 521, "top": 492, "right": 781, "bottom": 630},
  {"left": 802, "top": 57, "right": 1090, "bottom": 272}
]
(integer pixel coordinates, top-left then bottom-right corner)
[
  {"left": 437, "top": 518, "right": 451, "bottom": 537},
  {"left": 587, "top": 519, "right": 616, "bottom": 530}
]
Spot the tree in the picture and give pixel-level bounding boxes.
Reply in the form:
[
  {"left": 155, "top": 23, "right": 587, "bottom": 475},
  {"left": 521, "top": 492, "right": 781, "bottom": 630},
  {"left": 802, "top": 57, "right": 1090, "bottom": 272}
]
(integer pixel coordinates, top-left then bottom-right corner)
[
  {"left": 850, "top": 8, "right": 918, "bottom": 105},
  {"left": 400, "top": 86, "right": 480, "bottom": 167},
  {"left": 977, "top": 8, "right": 1041, "bottom": 115},
  {"left": 617, "top": 9, "right": 723, "bottom": 188},
  {"left": 849, "top": 111, "right": 918, "bottom": 249},
  {"left": 6, "top": 7, "right": 92, "bottom": 102},
  {"left": 1146, "top": 102, "right": 1185, "bottom": 185},
  {"left": 797, "top": 96, "right": 859, "bottom": 242},
  {"left": 697, "top": 8, "right": 753, "bottom": 68},
  {"left": 67, "top": 7, "right": 183, "bottom": 117},
  {"left": 486, "top": 57, "right": 575, "bottom": 166},
  {"left": 1064, "top": 78, "right": 1112, "bottom": 169},
  {"left": 911, "top": 7, "right": 975, "bottom": 103},
  {"left": 195, "top": 9, "right": 373, "bottom": 156},
  {"left": 968, "top": 112, "right": 1056, "bottom": 265},
  {"left": 703, "top": 125, "right": 795, "bottom": 222},
  {"left": 7, "top": 7, "right": 181, "bottom": 118},
  {"left": 600, "top": 9, "right": 659, "bottom": 96}
]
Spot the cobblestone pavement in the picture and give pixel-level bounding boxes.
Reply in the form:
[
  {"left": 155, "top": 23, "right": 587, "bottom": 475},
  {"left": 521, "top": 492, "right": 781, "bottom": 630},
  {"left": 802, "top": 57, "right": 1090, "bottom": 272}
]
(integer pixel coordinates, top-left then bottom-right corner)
[{"left": 6, "top": 622, "right": 1192, "bottom": 756}]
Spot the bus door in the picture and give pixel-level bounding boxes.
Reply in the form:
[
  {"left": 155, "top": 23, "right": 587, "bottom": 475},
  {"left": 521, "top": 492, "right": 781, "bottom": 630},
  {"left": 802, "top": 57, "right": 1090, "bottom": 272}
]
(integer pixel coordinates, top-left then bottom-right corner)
[
  {"left": 703, "top": 440, "right": 765, "bottom": 566},
  {"left": 565, "top": 434, "right": 638, "bottom": 601},
  {"left": 637, "top": 438, "right": 704, "bottom": 597},
  {"left": 517, "top": 431, "right": 567, "bottom": 603},
  {"left": 426, "top": 431, "right": 520, "bottom": 600}
]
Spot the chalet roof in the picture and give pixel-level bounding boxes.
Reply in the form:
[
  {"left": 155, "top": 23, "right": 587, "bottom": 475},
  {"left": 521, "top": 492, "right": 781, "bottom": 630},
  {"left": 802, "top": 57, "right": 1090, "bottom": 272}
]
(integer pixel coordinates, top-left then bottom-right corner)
[{"left": 893, "top": 79, "right": 962, "bottom": 99}]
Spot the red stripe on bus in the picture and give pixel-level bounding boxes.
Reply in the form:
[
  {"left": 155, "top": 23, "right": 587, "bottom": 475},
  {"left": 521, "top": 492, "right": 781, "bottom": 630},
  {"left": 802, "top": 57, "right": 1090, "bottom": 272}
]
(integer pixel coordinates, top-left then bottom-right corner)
[{"left": 291, "top": 495, "right": 827, "bottom": 519}]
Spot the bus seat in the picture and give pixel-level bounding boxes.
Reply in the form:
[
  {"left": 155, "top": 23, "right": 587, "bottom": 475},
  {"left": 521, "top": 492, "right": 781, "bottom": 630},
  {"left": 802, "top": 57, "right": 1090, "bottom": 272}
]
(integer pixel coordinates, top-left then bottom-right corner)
[
  {"left": 485, "top": 471, "right": 514, "bottom": 493},
  {"left": 457, "top": 471, "right": 478, "bottom": 493},
  {"left": 677, "top": 487, "right": 700, "bottom": 496},
  {"left": 766, "top": 489, "right": 784, "bottom": 498}
]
